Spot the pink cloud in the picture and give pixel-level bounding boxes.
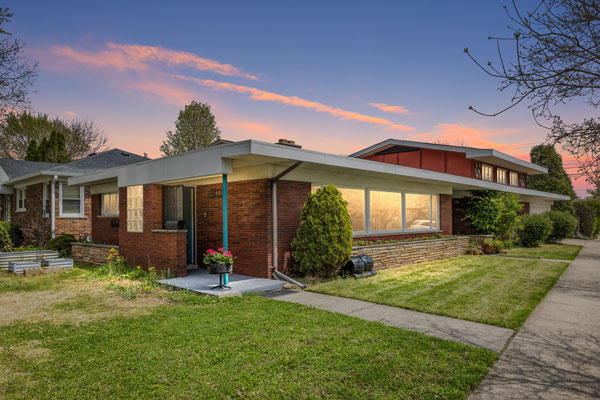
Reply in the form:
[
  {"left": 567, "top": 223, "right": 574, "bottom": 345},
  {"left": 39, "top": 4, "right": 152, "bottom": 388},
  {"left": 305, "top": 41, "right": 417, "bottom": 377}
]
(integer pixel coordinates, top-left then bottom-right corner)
[
  {"left": 49, "top": 42, "right": 257, "bottom": 80},
  {"left": 128, "top": 80, "right": 196, "bottom": 106},
  {"left": 65, "top": 110, "right": 76, "bottom": 118},
  {"left": 174, "top": 75, "right": 414, "bottom": 131},
  {"left": 369, "top": 102, "right": 413, "bottom": 115}
]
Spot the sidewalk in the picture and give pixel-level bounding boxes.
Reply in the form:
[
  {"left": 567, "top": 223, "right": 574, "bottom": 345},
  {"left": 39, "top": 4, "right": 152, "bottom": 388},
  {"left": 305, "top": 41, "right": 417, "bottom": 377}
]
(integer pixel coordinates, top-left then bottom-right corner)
[
  {"left": 263, "top": 289, "right": 514, "bottom": 353},
  {"left": 470, "top": 239, "right": 600, "bottom": 399}
]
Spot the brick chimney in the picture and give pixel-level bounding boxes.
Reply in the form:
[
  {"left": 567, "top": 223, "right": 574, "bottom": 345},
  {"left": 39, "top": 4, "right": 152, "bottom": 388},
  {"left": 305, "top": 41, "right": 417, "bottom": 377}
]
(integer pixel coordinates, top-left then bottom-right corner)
[{"left": 276, "top": 139, "right": 302, "bottom": 149}]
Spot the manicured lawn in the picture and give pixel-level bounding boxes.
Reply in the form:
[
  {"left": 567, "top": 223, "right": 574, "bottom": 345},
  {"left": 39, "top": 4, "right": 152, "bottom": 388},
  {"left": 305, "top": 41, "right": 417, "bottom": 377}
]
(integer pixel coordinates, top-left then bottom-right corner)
[
  {"left": 308, "top": 256, "right": 569, "bottom": 329},
  {"left": 0, "top": 270, "right": 495, "bottom": 399},
  {"left": 506, "top": 243, "right": 582, "bottom": 260}
]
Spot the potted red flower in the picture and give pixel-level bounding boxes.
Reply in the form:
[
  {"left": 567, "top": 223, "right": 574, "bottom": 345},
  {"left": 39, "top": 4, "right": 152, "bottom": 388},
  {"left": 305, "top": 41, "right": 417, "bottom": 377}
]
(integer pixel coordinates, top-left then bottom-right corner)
[{"left": 204, "top": 247, "right": 234, "bottom": 274}]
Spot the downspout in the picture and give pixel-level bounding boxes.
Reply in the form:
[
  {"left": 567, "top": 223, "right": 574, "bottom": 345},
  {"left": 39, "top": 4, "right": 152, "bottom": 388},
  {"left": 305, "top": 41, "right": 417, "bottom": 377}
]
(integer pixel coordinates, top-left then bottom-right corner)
[
  {"left": 50, "top": 175, "right": 57, "bottom": 239},
  {"left": 271, "top": 161, "right": 306, "bottom": 289}
]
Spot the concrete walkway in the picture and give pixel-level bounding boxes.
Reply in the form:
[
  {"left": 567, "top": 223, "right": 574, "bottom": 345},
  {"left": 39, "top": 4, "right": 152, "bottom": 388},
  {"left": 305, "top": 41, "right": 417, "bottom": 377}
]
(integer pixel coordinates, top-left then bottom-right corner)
[
  {"left": 263, "top": 289, "right": 514, "bottom": 353},
  {"left": 471, "top": 239, "right": 600, "bottom": 399}
]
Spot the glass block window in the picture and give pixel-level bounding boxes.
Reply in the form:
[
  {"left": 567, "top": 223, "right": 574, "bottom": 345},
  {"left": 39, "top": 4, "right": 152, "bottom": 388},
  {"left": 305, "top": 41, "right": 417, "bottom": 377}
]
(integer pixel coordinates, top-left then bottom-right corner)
[{"left": 127, "top": 185, "right": 143, "bottom": 232}]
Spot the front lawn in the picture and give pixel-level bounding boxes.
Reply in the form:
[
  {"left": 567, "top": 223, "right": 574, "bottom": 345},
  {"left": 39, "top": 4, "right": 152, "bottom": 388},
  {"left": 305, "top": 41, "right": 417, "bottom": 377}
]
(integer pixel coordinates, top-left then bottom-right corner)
[
  {"left": 308, "top": 256, "right": 568, "bottom": 329},
  {"left": 0, "top": 270, "right": 495, "bottom": 399},
  {"left": 506, "top": 243, "right": 582, "bottom": 260}
]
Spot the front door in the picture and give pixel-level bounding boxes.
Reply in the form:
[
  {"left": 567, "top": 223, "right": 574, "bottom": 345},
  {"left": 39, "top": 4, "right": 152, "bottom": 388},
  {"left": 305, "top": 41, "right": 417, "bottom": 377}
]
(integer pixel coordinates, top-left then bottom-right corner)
[{"left": 183, "top": 187, "right": 195, "bottom": 265}]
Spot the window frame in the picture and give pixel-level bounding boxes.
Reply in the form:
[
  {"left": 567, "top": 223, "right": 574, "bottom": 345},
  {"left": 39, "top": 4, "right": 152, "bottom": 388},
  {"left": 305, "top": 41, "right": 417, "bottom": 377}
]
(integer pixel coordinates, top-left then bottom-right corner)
[
  {"left": 15, "top": 187, "right": 26, "bottom": 212},
  {"left": 311, "top": 184, "right": 440, "bottom": 236},
  {"left": 509, "top": 171, "right": 519, "bottom": 187},
  {"left": 496, "top": 168, "right": 507, "bottom": 185},
  {"left": 101, "top": 192, "right": 119, "bottom": 216},
  {"left": 59, "top": 182, "right": 85, "bottom": 218},
  {"left": 481, "top": 164, "right": 494, "bottom": 182},
  {"left": 42, "top": 183, "right": 49, "bottom": 218}
]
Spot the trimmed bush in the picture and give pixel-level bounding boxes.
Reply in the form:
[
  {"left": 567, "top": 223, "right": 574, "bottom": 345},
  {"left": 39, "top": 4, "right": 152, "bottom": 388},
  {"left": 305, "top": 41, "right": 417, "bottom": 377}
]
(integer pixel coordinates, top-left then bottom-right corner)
[
  {"left": 291, "top": 184, "right": 353, "bottom": 277},
  {"left": 464, "top": 190, "right": 523, "bottom": 241},
  {"left": 573, "top": 201, "right": 597, "bottom": 238},
  {"left": 521, "top": 214, "right": 553, "bottom": 247},
  {"left": 46, "top": 234, "right": 77, "bottom": 257},
  {"left": 545, "top": 210, "right": 577, "bottom": 242},
  {"left": 0, "top": 222, "right": 13, "bottom": 252}
]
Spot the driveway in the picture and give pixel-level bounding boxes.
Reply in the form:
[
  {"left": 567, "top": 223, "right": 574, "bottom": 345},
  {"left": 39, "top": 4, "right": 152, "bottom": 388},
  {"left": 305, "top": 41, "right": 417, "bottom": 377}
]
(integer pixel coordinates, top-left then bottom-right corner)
[{"left": 470, "top": 239, "right": 600, "bottom": 399}]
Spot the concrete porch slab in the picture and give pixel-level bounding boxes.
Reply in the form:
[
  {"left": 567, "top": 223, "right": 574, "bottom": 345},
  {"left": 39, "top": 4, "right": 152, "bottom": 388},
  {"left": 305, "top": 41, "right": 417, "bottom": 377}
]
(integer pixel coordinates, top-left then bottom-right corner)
[{"left": 158, "top": 269, "right": 286, "bottom": 298}]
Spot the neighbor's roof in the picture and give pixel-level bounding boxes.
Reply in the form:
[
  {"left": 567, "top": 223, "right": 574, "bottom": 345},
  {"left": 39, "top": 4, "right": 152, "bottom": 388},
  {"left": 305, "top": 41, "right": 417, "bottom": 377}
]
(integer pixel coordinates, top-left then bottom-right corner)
[
  {"left": 69, "top": 139, "right": 570, "bottom": 202},
  {"left": 0, "top": 149, "right": 148, "bottom": 185},
  {"left": 348, "top": 139, "right": 548, "bottom": 175},
  {"left": 0, "top": 159, "right": 60, "bottom": 182}
]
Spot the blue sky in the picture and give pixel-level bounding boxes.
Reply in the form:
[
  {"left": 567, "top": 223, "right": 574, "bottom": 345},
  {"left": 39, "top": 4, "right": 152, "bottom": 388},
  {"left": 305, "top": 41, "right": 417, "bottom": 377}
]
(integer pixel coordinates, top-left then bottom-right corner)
[{"left": 7, "top": 1, "right": 591, "bottom": 194}]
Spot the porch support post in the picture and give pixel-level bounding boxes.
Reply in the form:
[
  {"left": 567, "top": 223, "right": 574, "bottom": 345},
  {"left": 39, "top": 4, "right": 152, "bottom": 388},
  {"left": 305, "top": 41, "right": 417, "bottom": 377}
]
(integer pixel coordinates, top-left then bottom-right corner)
[{"left": 222, "top": 174, "right": 229, "bottom": 285}]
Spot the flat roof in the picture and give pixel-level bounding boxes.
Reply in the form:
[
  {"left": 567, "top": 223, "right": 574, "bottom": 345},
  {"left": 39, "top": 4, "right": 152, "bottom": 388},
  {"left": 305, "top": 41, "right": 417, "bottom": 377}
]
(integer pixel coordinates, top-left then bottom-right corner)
[
  {"left": 349, "top": 139, "right": 548, "bottom": 175},
  {"left": 69, "top": 139, "right": 570, "bottom": 201}
]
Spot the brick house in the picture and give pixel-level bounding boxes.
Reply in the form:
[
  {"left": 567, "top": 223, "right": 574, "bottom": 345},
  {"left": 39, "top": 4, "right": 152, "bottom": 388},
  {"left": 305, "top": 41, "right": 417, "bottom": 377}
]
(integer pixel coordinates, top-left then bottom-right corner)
[
  {"left": 68, "top": 139, "right": 570, "bottom": 279},
  {"left": 0, "top": 149, "right": 147, "bottom": 244}
]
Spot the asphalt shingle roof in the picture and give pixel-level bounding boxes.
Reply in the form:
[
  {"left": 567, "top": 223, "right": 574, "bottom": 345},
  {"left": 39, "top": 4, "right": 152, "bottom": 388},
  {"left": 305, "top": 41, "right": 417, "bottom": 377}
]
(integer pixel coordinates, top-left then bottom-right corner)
[{"left": 0, "top": 159, "right": 60, "bottom": 181}]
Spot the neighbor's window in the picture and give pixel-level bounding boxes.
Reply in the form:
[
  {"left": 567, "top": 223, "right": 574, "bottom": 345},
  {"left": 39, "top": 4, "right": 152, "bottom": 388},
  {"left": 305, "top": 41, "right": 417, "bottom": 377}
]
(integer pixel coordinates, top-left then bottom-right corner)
[
  {"left": 127, "top": 185, "right": 143, "bottom": 232},
  {"left": 42, "top": 183, "right": 50, "bottom": 217},
  {"left": 16, "top": 187, "right": 26, "bottom": 211},
  {"left": 101, "top": 193, "right": 119, "bottom": 216},
  {"left": 496, "top": 168, "right": 507, "bottom": 185},
  {"left": 338, "top": 187, "right": 365, "bottom": 232},
  {"left": 482, "top": 164, "right": 494, "bottom": 182},
  {"left": 60, "top": 183, "right": 84, "bottom": 217},
  {"left": 369, "top": 190, "right": 402, "bottom": 232},
  {"left": 510, "top": 171, "right": 519, "bottom": 186}
]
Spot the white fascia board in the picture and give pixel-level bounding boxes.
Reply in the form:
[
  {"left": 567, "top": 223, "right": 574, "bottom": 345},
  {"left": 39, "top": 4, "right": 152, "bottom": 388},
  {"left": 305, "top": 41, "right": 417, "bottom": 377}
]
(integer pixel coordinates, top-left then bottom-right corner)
[
  {"left": 465, "top": 149, "right": 547, "bottom": 174},
  {"left": 4, "top": 170, "right": 80, "bottom": 186}
]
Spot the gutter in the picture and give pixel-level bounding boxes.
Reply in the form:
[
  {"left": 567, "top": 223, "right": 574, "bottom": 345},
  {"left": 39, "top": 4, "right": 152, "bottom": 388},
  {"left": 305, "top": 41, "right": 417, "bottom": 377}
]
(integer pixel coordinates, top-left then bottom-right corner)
[{"left": 271, "top": 161, "right": 306, "bottom": 289}]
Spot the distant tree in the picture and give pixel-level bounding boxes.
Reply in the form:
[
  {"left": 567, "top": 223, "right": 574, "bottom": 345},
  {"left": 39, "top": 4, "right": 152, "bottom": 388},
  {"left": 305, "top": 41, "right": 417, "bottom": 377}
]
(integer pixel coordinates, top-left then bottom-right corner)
[
  {"left": 25, "top": 131, "right": 70, "bottom": 163},
  {"left": 0, "top": 8, "right": 37, "bottom": 118},
  {"left": 160, "top": 101, "right": 221, "bottom": 156},
  {"left": 465, "top": 0, "right": 600, "bottom": 188},
  {"left": 24, "top": 138, "right": 40, "bottom": 161},
  {"left": 528, "top": 144, "right": 576, "bottom": 212},
  {"left": 587, "top": 183, "right": 600, "bottom": 200},
  {"left": 0, "top": 111, "right": 106, "bottom": 159}
]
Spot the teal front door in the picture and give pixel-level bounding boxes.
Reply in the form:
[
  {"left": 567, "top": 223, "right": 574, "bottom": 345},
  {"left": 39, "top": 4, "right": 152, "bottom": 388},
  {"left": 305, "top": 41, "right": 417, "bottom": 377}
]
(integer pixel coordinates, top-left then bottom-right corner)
[{"left": 183, "top": 187, "right": 195, "bottom": 265}]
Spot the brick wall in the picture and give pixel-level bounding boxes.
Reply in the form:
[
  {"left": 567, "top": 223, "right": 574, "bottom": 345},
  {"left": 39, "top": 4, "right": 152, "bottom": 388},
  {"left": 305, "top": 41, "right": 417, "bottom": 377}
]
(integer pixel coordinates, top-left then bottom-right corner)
[
  {"left": 276, "top": 181, "right": 311, "bottom": 274},
  {"left": 196, "top": 179, "right": 273, "bottom": 278},
  {"left": 90, "top": 194, "right": 119, "bottom": 245},
  {"left": 10, "top": 183, "right": 50, "bottom": 244},
  {"left": 118, "top": 185, "right": 187, "bottom": 277},
  {"left": 352, "top": 236, "right": 469, "bottom": 270},
  {"left": 440, "top": 194, "right": 452, "bottom": 235},
  {"left": 72, "top": 243, "right": 118, "bottom": 266}
]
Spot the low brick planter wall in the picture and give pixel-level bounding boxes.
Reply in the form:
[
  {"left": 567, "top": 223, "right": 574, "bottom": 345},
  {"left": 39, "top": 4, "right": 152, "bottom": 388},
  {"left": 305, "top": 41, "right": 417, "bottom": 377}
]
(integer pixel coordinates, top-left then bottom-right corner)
[
  {"left": 352, "top": 236, "right": 470, "bottom": 270},
  {"left": 72, "top": 243, "right": 118, "bottom": 266}
]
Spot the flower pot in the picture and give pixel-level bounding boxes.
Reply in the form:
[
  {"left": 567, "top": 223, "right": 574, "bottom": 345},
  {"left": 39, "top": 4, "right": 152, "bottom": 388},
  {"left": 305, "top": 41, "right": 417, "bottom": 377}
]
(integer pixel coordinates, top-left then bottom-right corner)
[
  {"left": 483, "top": 245, "right": 496, "bottom": 254},
  {"left": 208, "top": 263, "right": 233, "bottom": 274}
]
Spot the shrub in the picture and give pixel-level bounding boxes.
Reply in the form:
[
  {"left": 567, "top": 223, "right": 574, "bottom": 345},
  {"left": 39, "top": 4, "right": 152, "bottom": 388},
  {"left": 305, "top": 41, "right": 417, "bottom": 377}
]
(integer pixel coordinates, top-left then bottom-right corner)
[
  {"left": 520, "top": 214, "right": 553, "bottom": 247},
  {"left": 1, "top": 222, "right": 23, "bottom": 248},
  {"left": 465, "top": 191, "right": 523, "bottom": 241},
  {"left": 0, "top": 223, "right": 13, "bottom": 252},
  {"left": 46, "top": 234, "right": 77, "bottom": 257},
  {"left": 573, "top": 201, "right": 597, "bottom": 238},
  {"left": 545, "top": 210, "right": 577, "bottom": 242},
  {"left": 586, "top": 200, "right": 600, "bottom": 236},
  {"left": 291, "top": 184, "right": 353, "bottom": 277}
]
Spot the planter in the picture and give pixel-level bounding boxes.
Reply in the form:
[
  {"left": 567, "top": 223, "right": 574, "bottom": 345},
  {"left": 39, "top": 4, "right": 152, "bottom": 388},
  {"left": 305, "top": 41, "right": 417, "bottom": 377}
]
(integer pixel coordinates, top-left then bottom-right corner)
[
  {"left": 483, "top": 245, "right": 496, "bottom": 254},
  {"left": 208, "top": 263, "right": 232, "bottom": 274}
]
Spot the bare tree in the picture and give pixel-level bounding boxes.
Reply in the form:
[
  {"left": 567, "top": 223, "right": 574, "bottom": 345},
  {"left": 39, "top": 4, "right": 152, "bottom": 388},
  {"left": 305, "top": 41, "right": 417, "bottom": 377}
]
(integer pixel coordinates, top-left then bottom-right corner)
[
  {"left": 465, "top": 0, "right": 600, "bottom": 186},
  {"left": 0, "top": 8, "right": 37, "bottom": 118}
]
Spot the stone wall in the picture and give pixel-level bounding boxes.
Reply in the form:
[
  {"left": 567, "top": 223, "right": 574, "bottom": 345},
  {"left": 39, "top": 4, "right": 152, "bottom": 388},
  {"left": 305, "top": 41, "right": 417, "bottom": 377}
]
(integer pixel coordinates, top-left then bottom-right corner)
[
  {"left": 352, "top": 236, "right": 470, "bottom": 270},
  {"left": 72, "top": 243, "right": 118, "bottom": 266}
]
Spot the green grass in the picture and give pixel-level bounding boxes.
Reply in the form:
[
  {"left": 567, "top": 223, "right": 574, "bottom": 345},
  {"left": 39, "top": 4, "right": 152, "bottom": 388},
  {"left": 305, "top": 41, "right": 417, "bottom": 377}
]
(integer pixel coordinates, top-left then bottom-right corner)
[
  {"left": 0, "top": 270, "right": 496, "bottom": 399},
  {"left": 308, "top": 256, "right": 568, "bottom": 329},
  {"left": 0, "top": 269, "right": 86, "bottom": 293},
  {"left": 506, "top": 243, "right": 582, "bottom": 260}
]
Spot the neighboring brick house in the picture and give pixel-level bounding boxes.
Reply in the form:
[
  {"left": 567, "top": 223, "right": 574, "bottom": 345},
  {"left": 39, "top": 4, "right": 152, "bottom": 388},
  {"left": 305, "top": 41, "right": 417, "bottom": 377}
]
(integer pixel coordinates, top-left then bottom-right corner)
[
  {"left": 68, "top": 139, "right": 569, "bottom": 279},
  {"left": 0, "top": 149, "right": 147, "bottom": 244}
]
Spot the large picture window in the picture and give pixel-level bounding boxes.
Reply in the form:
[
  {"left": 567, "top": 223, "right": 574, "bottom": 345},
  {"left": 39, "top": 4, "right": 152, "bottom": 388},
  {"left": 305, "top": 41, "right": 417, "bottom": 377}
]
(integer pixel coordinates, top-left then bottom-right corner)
[
  {"left": 369, "top": 190, "right": 402, "bottom": 232},
  {"left": 127, "top": 185, "right": 143, "bottom": 232},
  {"left": 59, "top": 183, "right": 84, "bottom": 217},
  {"left": 101, "top": 193, "right": 119, "bottom": 216},
  {"left": 337, "top": 188, "right": 365, "bottom": 232},
  {"left": 322, "top": 184, "right": 439, "bottom": 234}
]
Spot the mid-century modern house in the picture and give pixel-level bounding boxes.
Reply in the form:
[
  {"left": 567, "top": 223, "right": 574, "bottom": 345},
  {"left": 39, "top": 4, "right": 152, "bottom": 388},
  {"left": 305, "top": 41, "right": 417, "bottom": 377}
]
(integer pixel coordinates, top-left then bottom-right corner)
[
  {"left": 67, "top": 139, "right": 570, "bottom": 279},
  {"left": 0, "top": 149, "right": 147, "bottom": 243}
]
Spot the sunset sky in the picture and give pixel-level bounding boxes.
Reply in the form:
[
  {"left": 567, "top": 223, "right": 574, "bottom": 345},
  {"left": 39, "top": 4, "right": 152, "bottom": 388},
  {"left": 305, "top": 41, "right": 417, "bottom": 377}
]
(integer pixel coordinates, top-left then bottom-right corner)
[{"left": 9, "top": 1, "right": 593, "bottom": 196}]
